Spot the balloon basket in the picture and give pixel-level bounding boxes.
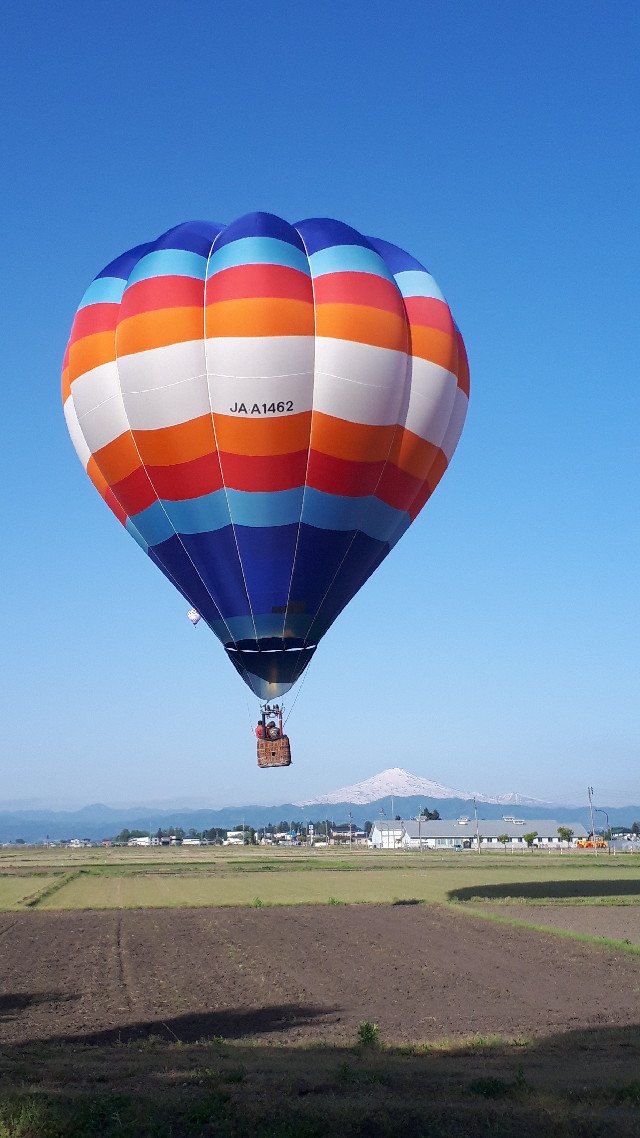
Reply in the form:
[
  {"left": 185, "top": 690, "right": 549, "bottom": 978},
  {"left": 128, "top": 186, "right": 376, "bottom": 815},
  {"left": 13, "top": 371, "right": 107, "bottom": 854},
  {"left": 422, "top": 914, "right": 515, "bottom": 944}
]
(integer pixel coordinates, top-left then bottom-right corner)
[{"left": 257, "top": 736, "right": 292, "bottom": 768}]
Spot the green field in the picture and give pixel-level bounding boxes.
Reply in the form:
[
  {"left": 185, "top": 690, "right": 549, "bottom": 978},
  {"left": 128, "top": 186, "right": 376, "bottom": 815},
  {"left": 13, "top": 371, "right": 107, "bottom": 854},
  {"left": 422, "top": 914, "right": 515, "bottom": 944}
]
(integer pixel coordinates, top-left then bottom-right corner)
[{"left": 2, "top": 845, "right": 639, "bottom": 911}]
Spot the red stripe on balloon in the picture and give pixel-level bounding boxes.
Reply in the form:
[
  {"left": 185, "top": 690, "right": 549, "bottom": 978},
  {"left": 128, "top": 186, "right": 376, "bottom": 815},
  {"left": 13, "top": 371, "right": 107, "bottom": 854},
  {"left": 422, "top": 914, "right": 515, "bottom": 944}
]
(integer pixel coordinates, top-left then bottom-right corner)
[
  {"left": 218, "top": 449, "right": 308, "bottom": 492},
  {"left": 147, "top": 452, "right": 223, "bottom": 500},
  {"left": 404, "top": 296, "right": 455, "bottom": 335},
  {"left": 103, "top": 485, "right": 129, "bottom": 526},
  {"left": 313, "top": 272, "right": 405, "bottom": 317},
  {"left": 110, "top": 464, "right": 156, "bottom": 515},
  {"left": 307, "top": 451, "right": 383, "bottom": 497},
  {"left": 206, "top": 264, "right": 312, "bottom": 303},
  {"left": 119, "top": 276, "right": 205, "bottom": 319},
  {"left": 68, "top": 303, "right": 119, "bottom": 346}
]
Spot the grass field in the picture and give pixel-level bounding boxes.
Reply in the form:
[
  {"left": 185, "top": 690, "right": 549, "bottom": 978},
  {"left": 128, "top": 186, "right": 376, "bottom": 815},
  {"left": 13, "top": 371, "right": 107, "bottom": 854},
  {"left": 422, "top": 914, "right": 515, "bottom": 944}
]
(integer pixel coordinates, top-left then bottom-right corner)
[
  {"left": 1, "top": 845, "right": 639, "bottom": 912},
  {"left": 3, "top": 1029, "right": 640, "bottom": 1138},
  {"left": 0, "top": 875, "right": 52, "bottom": 909}
]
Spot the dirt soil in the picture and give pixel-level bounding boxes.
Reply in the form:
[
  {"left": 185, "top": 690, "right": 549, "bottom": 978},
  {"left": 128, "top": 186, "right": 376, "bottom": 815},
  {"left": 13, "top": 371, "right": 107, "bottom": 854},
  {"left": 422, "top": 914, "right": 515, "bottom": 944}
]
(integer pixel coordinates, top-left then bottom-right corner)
[
  {"left": 481, "top": 904, "right": 640, "bottom": 942},
  {"left": 2, "top": 904, "right": 640, "bottom": 1047}
]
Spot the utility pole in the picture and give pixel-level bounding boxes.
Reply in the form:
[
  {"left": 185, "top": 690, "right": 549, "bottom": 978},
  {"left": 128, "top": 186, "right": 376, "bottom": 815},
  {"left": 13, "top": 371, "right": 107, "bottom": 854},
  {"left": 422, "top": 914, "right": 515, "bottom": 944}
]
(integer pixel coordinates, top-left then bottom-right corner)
[
  {"left": 587, "top": 787, "right": 597, "bottom": 857},
  {"left": 473, "top": 796, "right": 481, "bottom": 854},
  {"left": 349, "top": 811, "right": 353, "bottom": 852}
]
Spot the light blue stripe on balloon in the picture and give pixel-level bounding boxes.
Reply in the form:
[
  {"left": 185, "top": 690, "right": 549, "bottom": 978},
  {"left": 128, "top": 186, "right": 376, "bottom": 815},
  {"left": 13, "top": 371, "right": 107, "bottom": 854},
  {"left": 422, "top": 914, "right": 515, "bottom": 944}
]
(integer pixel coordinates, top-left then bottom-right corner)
[
  {"left": 207, "top": 237, "right": 310, "bottom": 276},
  {"left": 394, "top": 270, "right": 445, "bottom": 302},
  {"left": 386, "top": 513, "right": 412, "bottom": 549},
  {"left": 132, "top": 487, "right": 305, "bottom": 542},
  {"left": 126, "top": 249, "right": 208, "bottom": 285},
  {"left": 129, "top": 501, "right": 176, "bottom": 546},
  {"left": 165, "top": 488, "right": 303, "bottom": 532},
  {"left": 227, "top": 488, "right": 304, "bottom": 527},
  {"left": 125, "top": 517, "right": 149, "bottom": 552},
  {"left": 302, "top": 488, "right": 407, "bottom": 542},
  {"left": 163, "top": 491, "right": 230, "bottom": 534},
  {"left": 308, "top": 245, "right": 395, "bottom": 282},
  {"left": 78, "top": 277, "right": 126, "bottom": 309}
]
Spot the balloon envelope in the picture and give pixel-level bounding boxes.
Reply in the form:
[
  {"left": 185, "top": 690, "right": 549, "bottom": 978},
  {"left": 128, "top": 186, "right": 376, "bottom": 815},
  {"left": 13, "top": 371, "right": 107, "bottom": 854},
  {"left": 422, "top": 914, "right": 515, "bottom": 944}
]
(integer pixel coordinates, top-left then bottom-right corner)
[{"left": 63, "top": 213, "right": 469, "bottom": 698}]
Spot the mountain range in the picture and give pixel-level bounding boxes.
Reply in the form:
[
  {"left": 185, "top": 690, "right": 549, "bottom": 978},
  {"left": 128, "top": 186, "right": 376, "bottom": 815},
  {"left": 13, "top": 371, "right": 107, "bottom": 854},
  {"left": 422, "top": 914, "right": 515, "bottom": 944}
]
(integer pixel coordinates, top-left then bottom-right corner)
[
  {"left": 1, "top": 768, "right": 637, "bottom": 843},
  {"left": 296, "top": 767, "right": 544, "bottom": 807}
]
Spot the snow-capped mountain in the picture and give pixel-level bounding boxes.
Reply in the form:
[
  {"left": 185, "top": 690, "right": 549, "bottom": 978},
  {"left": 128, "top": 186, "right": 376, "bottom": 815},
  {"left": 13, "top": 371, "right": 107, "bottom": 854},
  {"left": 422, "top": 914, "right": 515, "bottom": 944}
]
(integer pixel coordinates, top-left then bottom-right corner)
[
  {"left": 296, "top": 767, "right": 547, "bottom": 808},
  {"left": 482, "top": 791, "right": 547, "bottom": 807}
]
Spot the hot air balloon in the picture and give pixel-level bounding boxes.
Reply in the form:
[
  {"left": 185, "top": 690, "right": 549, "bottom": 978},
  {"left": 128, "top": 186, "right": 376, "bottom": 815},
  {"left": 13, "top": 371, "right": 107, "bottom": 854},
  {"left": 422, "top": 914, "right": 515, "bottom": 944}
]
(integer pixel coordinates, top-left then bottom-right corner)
[{"left": 62, "top": 213, "right": 469, "bottom": 765}]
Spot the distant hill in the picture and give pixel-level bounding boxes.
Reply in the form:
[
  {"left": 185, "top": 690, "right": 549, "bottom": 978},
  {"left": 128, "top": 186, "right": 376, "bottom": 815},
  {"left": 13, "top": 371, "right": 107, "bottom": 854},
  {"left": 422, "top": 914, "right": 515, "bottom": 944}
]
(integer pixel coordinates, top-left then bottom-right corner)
[{"left": 1, "top": 766, "right": 636, "bottom": 843}]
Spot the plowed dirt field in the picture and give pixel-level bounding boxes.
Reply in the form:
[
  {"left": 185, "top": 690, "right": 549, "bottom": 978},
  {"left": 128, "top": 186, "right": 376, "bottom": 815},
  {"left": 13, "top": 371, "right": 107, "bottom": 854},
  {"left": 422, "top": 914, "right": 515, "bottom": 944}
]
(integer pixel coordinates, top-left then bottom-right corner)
[{"left": 2, "top": 904, "right": 639, "bottom": 1046}]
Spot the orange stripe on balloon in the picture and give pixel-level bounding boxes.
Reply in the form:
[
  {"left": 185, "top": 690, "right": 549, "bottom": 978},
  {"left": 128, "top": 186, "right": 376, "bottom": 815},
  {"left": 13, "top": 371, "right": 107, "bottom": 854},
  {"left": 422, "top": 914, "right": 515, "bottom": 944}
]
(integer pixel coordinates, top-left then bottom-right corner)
[
  {"left": 314, "top": 304, "right": 408, "bottom": 352},
  {"left": 133, "top": 415, "right": 217, "bottom": 468},
  {"left": 61, "top": 363, "right": 71, "bottom": 403},
  {"left": 116, "top": 307, "right": 204, "bottom": 356},
  {"left": 91, "top": 432, "right": 142, "bottom": 486},
  {"left": 214, "top": 411, "right": 311, "bottom": 457},
  {"left": 310, "top": 413, "right": 396, "bottom": 464},
  {"left": 87, "top": 456, "right": 128, "bottom": 526},
  {"left": 408, "top": 325, "right": 457, "bottom": 369},
  {"left": 205, "top": 297, "right": 314, "bottom": 337},
  {"left": 68, "top": 331, "right": 116, "bottom": 383},
  {"left": 388, "top": 428, "right": 443, "bottom": 482}
]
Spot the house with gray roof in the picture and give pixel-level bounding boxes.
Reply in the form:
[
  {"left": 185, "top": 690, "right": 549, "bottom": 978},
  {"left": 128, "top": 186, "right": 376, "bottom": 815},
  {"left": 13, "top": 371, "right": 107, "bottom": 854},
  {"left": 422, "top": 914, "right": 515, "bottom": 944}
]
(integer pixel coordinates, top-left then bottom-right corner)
[{"left": 400, "top": 817, "right": 588, "bottom": 850}]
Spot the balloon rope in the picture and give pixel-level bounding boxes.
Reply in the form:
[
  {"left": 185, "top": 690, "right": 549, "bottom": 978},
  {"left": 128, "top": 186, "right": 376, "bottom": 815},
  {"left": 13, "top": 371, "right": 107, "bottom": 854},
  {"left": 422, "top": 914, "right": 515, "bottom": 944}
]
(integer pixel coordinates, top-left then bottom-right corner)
[
  {"left": 242, "top": 686, "right": 256, "bottom": 736},
  {"left": 283, "top": 660, "right": 311, "bottom": 728}
]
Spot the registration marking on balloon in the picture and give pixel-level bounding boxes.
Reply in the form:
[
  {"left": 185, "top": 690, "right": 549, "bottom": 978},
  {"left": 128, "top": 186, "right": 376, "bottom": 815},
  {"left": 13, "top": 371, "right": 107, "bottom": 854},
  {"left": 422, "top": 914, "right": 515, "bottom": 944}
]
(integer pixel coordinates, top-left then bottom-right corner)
[
  {"left": 229, "top": 400, "right": 294, "bottom": 414},
  {"left": 63, "top": 211, "right": 469, "bottom": 705}
]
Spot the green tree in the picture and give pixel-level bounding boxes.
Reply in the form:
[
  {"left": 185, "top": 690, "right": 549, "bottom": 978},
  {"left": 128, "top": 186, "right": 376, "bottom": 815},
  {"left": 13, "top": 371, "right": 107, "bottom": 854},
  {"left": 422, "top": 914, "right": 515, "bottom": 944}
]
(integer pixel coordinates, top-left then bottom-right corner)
[
  {"left": 523, "top": 831, "right": 538, "bottom": 849},
  {"left": 497, "top": 832, "right": 509, "bottom": 850},
  {"left": 631, "top": 822, "right": 640, "bottom": 836},
  {"left": 557, "top": 826, "right": 574, "bottom": 845},
  {"left": 420, "top": 807, "right": 441, "bottom": 820}
]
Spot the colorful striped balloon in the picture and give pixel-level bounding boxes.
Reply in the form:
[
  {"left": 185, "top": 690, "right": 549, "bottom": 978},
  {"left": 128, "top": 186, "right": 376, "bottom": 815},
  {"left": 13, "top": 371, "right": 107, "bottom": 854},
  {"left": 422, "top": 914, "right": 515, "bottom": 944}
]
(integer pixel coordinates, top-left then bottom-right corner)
[{"left": 62, "top": 213, "right": 469, "bottom": 699}]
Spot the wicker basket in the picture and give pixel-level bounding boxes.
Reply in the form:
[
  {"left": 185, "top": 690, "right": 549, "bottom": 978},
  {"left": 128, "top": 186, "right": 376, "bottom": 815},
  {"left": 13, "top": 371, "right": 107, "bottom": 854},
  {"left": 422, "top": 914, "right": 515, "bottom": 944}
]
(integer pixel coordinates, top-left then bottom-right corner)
[{"left": 257, "top": 735, "right": 292, "bottom": 768}]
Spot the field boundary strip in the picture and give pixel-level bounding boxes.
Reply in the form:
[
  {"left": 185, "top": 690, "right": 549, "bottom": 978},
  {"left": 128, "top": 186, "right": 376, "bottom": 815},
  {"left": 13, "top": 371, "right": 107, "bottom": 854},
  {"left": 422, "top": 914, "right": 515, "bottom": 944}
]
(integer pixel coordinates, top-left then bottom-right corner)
[{"left": 448, "top": 901, "right": 640, "bottom": 956}]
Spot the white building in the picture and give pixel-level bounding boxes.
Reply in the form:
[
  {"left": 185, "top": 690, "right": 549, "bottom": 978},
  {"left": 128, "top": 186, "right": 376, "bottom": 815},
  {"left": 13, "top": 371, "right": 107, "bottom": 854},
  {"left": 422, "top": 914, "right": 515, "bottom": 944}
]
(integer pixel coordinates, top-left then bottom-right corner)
[
  {"left": 224, "top": 831, "right": 245, "bottom": 845},
  {"left": 399, "top": 817, "right": 588, "bottom": 850},
  {"left": 369, "top": 821, "right": 405, "bottom": 849}
]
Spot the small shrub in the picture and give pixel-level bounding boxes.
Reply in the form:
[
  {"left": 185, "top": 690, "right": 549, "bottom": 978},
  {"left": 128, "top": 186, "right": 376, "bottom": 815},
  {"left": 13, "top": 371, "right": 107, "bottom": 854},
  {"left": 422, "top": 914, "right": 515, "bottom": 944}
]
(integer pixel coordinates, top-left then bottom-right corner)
[
  {"left": 251, "top": 896, "right": 264, "bottom": 907},
  {"left": 357, "top": 1020, "right": 381, "bottom": 1048},
  {"left": 327, "top": 896, "right": 343, "bottom": 905}
]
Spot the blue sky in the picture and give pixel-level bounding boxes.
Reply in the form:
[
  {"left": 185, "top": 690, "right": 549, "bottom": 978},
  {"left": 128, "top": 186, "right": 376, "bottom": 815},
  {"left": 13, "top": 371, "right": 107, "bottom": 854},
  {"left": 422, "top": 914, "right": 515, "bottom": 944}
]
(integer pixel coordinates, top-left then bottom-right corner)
[{"left": 2, "top": 0, "right": 638, "bottom": 807}]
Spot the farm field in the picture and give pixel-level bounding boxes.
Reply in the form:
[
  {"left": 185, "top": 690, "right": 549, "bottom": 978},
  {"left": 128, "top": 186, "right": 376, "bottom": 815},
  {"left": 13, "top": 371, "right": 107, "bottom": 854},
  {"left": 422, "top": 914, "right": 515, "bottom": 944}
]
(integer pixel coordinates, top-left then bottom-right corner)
[
  {"left": 2, "top": 846, "right": 640, "bottom": 918},
  {"left": 2, "top": 850, "right": 640, "bottom": 1134},
  {"left": 2, "top": 904, "right": 640, "bottom": 1136},
  {"left": 477, "top": 903, "right": 640, "bottom": 944}
]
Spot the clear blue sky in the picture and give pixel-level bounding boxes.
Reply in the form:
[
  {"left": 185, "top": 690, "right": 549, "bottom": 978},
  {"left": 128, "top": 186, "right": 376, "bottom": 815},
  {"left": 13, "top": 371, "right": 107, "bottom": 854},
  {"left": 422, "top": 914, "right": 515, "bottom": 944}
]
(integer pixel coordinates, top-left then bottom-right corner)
[{"left": 2, "top": 0, "right": 638, "bottom": 808}]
